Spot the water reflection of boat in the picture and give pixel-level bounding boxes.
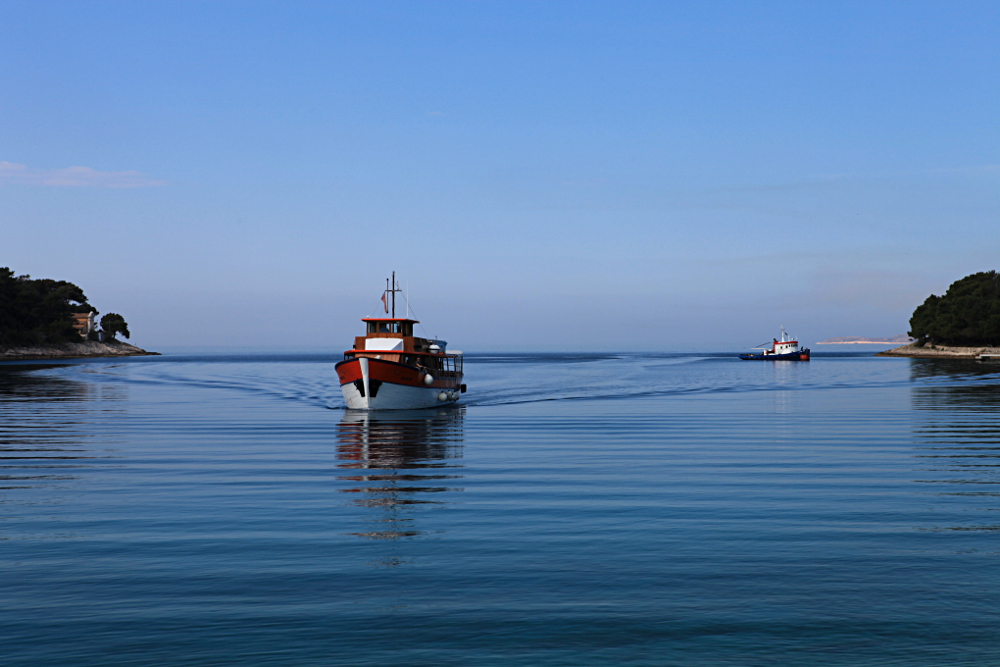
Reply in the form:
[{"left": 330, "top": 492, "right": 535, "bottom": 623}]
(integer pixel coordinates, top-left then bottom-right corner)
[{"left": 336, "top": 407, "right": 465, "bottom": 543}]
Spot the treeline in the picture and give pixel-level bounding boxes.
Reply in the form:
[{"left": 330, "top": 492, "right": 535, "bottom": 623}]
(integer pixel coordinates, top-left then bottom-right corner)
[
  {"left": 0, "top": 267, "right": 129, "bottom": 349},
  {"left": 909, "top": 271, "right": 1000, "bottom": 347}
]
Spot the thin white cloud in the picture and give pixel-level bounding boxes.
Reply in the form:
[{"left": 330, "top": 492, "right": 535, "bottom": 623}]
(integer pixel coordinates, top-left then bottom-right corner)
[{"left": 0, "top": 161, "right": 167, "bottom": 188}]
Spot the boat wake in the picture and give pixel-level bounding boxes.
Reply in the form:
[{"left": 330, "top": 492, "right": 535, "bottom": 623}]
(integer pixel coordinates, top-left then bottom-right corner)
[{"left": 23, "top": 351, "right": 1000, "bottom": 412}]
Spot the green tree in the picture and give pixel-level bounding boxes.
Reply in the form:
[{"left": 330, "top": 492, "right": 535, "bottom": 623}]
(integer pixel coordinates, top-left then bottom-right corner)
[
  {"left": 100, "top": 313, "right": 130, "bottom": 341},
  {"left": 0, "top": 267, "right": 94, "bottom": 348},
  {"left": 909, "top": 271, "right": 1000, "bottom": 346}
]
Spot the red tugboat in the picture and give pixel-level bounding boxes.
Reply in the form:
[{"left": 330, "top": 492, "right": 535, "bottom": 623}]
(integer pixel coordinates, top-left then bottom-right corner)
[
  {"left": 335, "top": 273, "right": 465, "bottom": 410},
  {"left": 739, "top": 326, "right": 811, "bottom": 361}
]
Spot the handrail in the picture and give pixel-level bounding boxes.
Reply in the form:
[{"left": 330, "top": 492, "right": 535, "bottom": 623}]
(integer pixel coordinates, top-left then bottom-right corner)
[{"left": 343, "top": 349, "right": 462, "bottom": 358}]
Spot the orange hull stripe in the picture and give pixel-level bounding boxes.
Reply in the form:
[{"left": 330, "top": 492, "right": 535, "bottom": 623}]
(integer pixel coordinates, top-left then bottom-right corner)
[{"left": 335, "top": 358, "right": 461, "bottom": 389}]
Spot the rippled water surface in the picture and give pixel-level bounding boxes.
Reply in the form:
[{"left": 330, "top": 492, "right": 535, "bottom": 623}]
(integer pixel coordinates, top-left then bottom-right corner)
[{"left": 1, "top": 352, "right": 999, "bottom": 666}]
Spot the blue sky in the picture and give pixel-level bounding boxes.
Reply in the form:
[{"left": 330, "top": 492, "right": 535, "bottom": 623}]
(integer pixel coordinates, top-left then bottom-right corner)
[{"left": 3, "top": 1, "right": 998, "bottom": 351}]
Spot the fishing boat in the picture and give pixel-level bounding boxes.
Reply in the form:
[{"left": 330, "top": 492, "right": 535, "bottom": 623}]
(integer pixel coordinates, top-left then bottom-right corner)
[
  {"left": 739, "top": 326, "right": 811, "bottom": 361},
  {"left": 335, "top": 273, "right": 466, "bottom": 410}
]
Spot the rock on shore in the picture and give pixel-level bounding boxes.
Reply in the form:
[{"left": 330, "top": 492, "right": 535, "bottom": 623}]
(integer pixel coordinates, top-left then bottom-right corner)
[
  {"left": 0, "top": 340, "right": 159, "bottom": 361},
  {"left": 876, "top": 342, "right": 998, "bottom": 359}
]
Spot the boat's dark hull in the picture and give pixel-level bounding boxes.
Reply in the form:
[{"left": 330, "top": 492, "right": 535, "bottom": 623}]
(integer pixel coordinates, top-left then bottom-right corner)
[{"left": 739, "top": 348, "right": 810, "bottom": 361}]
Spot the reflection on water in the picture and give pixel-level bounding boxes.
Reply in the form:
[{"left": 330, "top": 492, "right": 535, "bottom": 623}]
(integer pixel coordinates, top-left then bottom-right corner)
[
  {"left": 0, "top": 365, "right": 124, "bottom": 535},
  {"left": 910, "top": 357, "right": 1000, "bottom": 383},
  {"left": 1, "top": 363, "right": 97, "bottom": 402},
  {"left": 336, "top": 407, "right": 464, "bottom": 546},
  {"left": 911, "top": 360, "right": 1000, "bottom": 535}
]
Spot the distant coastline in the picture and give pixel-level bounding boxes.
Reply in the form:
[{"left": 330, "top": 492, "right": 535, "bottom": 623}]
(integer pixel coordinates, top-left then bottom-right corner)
[
  {"left": 816, "top": 335, "right": 913, "bottom": 345},
  {"left": 0, "top": 340, "right": 159, "bottom": 362},
  {"left": 875, "top": 342, "right": 998, "bottom": 359}
]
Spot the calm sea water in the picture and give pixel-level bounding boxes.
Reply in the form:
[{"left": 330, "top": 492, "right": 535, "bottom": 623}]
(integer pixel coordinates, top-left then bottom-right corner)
[{"left": 1, "top": 351, "right": 998, "bottom": 666}]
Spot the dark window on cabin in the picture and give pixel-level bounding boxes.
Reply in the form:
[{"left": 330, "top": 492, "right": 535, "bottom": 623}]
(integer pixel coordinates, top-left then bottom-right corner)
[
  {"left": 378, "top": 323, "right": 389, "bottom": 333},
  {"left": 367, "top": 323, "right": 377, "bottom": 334},
  {"left": 402, "top": 323, "right": 413, "bottom": 336}
]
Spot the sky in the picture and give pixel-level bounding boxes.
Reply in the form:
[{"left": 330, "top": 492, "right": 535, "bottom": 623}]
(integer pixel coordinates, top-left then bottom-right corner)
[{"left": 2, "top": 1, "right": 998, "bottom": 351}]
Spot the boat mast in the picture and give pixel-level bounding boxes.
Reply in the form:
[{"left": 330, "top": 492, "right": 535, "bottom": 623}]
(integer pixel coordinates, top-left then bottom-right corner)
[{"left": 386, "top": 271, "right": 402, "bottom": 319}]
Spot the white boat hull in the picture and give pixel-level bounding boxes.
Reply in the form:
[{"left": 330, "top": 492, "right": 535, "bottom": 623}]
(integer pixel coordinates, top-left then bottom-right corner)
[{"left": 341, "top": 378, "right": 461, "bottom": 410}]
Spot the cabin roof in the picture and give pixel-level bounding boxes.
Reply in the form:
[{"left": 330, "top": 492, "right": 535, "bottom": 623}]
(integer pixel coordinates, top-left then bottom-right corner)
[{"left": 361, "top": 317, "right": 420, "bottom": 323}]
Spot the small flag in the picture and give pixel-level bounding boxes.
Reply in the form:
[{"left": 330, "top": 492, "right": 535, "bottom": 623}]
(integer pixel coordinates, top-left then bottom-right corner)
[{"left": 381, "top": 292, "right": 388, "bottom": 313}]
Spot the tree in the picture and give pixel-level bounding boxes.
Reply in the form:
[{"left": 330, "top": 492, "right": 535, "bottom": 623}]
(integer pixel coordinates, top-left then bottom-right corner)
[
  {"left": 0, "top": 267, "right": 94, "bottom": 348},
  {"left": 909, "top": 271, "right": 1000, "bottom": 346},
  {"left": 100, "top": 313, "right": 130, "bottom": 341}
]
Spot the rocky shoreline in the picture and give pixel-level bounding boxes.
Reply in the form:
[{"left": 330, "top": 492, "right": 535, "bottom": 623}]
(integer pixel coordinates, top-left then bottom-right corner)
[
  {"left": 876, "top": 342, "right": 999, "bottom": 359},
  {"left": 0, "top": 340, "right": 159, "bottom": 361}
]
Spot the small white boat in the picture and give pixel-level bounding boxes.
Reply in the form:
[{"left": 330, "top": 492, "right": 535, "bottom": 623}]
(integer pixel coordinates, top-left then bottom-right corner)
[{"left": 335, "top": 273, "right": 465, "bottom": 410}]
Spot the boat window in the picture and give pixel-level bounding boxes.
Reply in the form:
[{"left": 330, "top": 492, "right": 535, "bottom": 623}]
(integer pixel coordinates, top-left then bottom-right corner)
[
  {"left": 367, "top": 323, "right": 377, "bottom": 334},
  {"left": 389, "top": 322, "right": 401, "bottom": 333},
  {"left": 378, "top": 323, "right": 389, "bottom": 333}
]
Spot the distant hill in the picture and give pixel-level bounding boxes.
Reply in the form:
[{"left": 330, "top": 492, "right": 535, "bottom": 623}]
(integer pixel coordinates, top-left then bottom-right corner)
[{"left": 816, "top": 334, "right": 913, "bottom": 345}]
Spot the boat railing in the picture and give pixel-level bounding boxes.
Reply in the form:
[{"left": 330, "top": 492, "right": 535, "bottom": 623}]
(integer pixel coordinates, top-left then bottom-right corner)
[{"left": 342, "top": 351, "right": 463, "bottom": 374}]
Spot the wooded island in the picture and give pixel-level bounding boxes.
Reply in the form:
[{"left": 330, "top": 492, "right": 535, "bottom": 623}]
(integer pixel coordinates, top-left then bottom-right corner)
[
  {"left": 0, "top": 267, "right": 156, "bottom": 360},
  {"left": 879, "top": 271, "right": 1000, "bottom": 358}
]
